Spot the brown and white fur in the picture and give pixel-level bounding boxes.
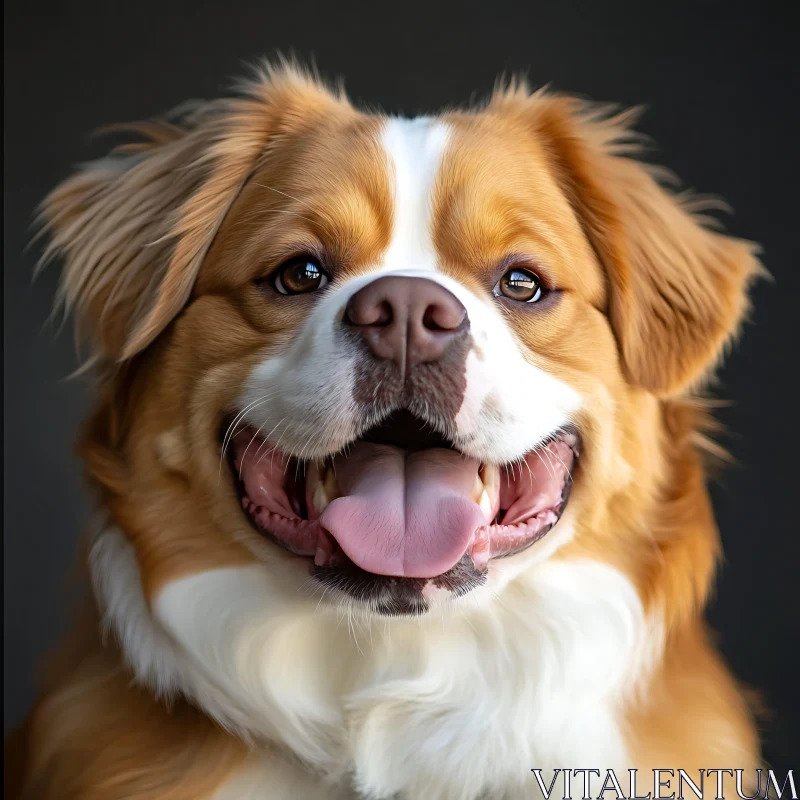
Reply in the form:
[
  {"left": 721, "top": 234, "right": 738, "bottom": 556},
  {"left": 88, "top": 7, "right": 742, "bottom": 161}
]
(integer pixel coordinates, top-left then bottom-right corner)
[{"left": 8, "top": 63, "right": 763, "bottom": 799}]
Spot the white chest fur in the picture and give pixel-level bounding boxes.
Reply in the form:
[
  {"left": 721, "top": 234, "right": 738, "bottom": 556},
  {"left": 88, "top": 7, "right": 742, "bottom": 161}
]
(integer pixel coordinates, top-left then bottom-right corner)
[{"left": 92, "top": 529, "right": 660, "bottom": 800}]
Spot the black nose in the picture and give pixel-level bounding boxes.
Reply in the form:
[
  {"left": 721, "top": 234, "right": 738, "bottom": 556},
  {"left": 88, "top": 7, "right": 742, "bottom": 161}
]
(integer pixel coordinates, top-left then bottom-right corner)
[{"left": 343, "top": 276, "right": 469, "bottom": 372}]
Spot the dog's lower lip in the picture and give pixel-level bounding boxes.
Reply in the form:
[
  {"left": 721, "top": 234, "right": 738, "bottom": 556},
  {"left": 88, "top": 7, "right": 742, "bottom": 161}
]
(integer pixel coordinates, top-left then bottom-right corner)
[{"left": 225, "top": 413, "right": 579, "bottom": 597}]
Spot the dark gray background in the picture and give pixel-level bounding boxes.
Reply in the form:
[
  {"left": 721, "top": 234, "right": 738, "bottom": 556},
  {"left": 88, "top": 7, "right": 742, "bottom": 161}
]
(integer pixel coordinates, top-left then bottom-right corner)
[{"left": 4, "top": 0, "right": 798, "bottom": 771}]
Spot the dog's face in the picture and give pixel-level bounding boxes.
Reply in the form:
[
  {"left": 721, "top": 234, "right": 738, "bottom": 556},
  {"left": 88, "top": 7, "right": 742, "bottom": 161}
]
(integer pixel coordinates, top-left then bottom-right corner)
[
  {"left": 43, "top": 68, "right": 759, "bottom": 620},
  {"left": 213, "top": 109, "right": 599, "bottom": 614}
]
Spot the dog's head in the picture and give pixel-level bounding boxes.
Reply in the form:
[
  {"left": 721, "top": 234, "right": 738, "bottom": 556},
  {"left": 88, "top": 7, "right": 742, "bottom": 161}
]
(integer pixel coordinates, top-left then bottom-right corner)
[{"left": 42, "top": 65, "right": 760, "bottom": 620}]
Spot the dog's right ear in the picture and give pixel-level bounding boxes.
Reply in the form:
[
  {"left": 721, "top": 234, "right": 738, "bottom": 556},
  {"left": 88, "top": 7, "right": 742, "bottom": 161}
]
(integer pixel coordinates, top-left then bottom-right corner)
[
  {"left": 492, "top": 88, "right": 764, "bottom": 397},
  {"left": 38, "top": 64, "right": 348, "bottom": 367}
]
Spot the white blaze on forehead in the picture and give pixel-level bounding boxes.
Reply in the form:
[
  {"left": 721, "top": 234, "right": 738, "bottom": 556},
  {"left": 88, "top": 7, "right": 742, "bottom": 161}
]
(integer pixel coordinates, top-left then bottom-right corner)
[{"left": 380, "top": 117, "right": 450, "bottom": 272}]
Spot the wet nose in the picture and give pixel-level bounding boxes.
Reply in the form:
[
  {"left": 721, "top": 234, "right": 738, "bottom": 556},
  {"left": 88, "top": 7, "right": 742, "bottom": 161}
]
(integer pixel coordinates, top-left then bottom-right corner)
[{"left": 343, "top": 276, "right": 468, "bottom": 371}]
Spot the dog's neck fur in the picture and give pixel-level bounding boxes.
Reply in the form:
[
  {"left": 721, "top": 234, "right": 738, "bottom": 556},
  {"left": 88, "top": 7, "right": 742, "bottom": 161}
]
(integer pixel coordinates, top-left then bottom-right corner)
[{"left": 91, "top": 522, "right": 664, "bottom": 799}]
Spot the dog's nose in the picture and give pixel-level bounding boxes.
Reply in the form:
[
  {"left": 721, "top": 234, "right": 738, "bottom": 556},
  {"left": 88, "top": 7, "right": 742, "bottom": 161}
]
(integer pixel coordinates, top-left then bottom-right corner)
[{"left": 344, "top": 276, "right": 468, "bottom": 370}]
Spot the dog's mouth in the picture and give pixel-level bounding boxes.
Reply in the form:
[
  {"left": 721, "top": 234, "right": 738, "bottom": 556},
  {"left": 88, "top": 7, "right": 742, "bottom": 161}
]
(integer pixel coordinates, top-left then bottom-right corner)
[{"left": 228, "top": 410, "right": 579, "bottom": 612}]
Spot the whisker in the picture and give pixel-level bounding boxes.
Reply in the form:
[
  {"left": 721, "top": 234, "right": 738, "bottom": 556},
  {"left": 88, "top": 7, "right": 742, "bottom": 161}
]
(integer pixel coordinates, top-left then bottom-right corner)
[
  {"left": 253, "top": 418, "right": 288, "bottom": 462},
  {"left": 533, "top": 445, "right": 558, "bottom": 484},
  {"left": 237, "top": 418, "right": 273, "bottom": 480},
  {"left": 544, "top": 440, "right": 573, "bottom": 483},
  {"left": 261, "top": 421, "right": 293, "bottom": 470},
  {"left": 220, "top": 395, "right": 267, "bottom": 465},
  {"left": 546, "top": 445, "right": 575, "bottom": 483},
  {"left": 218, "top": 394, "right": 277, "bottom": 483}
]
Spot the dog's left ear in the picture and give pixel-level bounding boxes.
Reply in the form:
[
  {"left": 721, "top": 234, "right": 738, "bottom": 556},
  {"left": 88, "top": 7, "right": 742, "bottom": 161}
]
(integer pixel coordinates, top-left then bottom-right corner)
[{"left": 507, "top": 92, "right": 764, "bottom": 396}]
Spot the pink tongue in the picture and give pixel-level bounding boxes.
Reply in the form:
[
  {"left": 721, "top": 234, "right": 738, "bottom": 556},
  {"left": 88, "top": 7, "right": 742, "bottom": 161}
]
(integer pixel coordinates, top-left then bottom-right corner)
[{"left": 319, "top": 443, "right": 485, "bottom": 578}]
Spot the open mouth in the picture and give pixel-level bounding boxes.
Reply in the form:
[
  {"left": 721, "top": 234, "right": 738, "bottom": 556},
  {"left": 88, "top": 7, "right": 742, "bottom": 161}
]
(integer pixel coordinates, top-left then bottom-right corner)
[{"left": 228, "top": 410, "right": 579, "bottom": 610}]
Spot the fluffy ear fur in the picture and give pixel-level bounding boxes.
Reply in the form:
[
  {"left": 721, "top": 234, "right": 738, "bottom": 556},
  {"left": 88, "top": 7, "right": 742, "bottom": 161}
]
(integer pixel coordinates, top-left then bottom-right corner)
[
  {"left": 499, "top": 89, "right": 764, "bottom": 396},
  {"left": 38, "top": 63, "right": 347, "bottom": 367}
]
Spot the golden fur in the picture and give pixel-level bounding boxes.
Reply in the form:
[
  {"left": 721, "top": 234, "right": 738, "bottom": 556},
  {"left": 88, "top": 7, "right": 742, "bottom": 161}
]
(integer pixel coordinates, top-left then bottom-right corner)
[{"left": 8, "top": 63, "right": 763, "bottom": 798}]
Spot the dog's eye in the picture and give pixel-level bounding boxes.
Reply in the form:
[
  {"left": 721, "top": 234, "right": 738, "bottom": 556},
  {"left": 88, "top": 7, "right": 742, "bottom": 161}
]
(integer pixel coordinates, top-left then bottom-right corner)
[
  {"left": 274, "top": 257, "right": 329, "bottom": 295},
  {"left": 494, "top": 268, "right": 542, "bottom": 303}
]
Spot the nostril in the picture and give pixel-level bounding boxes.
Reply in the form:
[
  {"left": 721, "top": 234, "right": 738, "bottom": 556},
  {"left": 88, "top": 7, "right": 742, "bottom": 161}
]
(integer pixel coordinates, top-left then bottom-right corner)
[
  {"left": 345, "top": 297, "right": 393, "bottom": 328},
  {"left": 372, "top": 300, "right": 393, "bottom": 327},
  {"left": 422, "top": 305, "right": 446, "bottom": 332},
  {"left": 423, "top": 302, "right": 467, "bottom": 333}
]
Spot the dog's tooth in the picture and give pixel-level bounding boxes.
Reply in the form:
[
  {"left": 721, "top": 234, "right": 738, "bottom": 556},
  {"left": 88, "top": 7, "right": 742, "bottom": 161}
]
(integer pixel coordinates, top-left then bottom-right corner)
[
  {"left": 309, "top": 463, "right": 339, "bottom": 513},
  {"left": 312, "top": 484, "right": 330, "bottom": 513},
  {"left": 471, "top": 471, "right": 484, "bottom": 503},
  {"left": 484, "top": 464, "right": 501, "bottom": 496},
  {"left": 478, "top": 489, "right": 494, "bottom": 521},
  {"left": 323, "top": 467, "right": 339, "bottom": 501},
  {"left": 307, "top": 463, "right": 327, "bottom": 514},
  {"left": 481, "top": 463, "right": 500, "bottom": 492}
]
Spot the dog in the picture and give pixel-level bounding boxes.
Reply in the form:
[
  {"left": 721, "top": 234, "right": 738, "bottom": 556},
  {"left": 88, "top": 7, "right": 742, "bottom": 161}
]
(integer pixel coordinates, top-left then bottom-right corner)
[{"left": 7, "top": 63, "right": 764, "bottom": 799}]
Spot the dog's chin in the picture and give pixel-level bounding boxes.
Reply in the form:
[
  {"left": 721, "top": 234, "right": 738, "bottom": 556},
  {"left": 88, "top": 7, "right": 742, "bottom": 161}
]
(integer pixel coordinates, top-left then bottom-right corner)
[{"left": 224, "top": 409, "right": 580, "bottom": 616}]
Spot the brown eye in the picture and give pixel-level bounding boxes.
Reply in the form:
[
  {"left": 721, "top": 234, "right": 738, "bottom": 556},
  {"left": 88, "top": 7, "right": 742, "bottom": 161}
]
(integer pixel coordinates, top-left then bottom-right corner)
[
  {"left": 274, "top": 257, "right": 329, "bottom": 295},
  {"left": 494, "top": 268, "right": 543, "bottom": 303}
]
